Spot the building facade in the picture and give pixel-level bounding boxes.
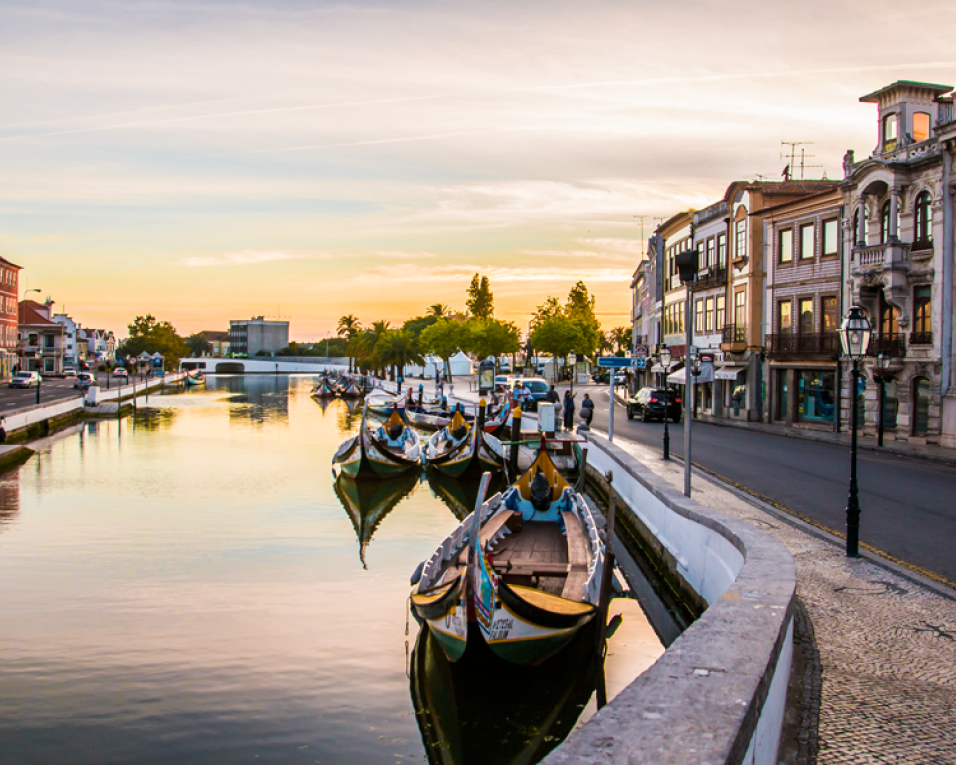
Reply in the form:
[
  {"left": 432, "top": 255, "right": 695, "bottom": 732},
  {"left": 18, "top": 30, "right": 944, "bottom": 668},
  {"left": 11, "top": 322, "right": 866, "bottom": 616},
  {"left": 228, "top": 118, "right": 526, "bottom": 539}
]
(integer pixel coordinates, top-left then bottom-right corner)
[
  {"left": 18, "top": 299, "right": 65, "bottom": 374},
  {"left": 842, "top": 80, "right": 956, "bottom": 446},
  {"left": 761, "top": 186, "right": 843, "bottom": 430},
  {"left": 0, "top": 256, "right": 21, "bottom": 378},
  {"left": 229, "top": 317, "right": 290, "bottom": 357}
]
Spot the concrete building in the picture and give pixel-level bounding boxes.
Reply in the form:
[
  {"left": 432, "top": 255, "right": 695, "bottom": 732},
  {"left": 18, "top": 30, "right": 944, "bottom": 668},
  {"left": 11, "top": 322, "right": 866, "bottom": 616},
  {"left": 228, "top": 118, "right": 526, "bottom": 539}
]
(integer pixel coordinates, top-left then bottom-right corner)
[
  {"left": 760, "top": 185, "right": 843, "bottom": 430},
  {"left": 18, "top": 299, "right": 65, "bottom": 374},
  {"left": 52, "top": 313, "right": 86, "bottom": 369},
  {"left": 228, "top": 317, "right": 289, "bottom": 357},
  {"left": 0, "top": 256, "right": 21, "bottom": 378},
  {"left": 842, "top": 80, "right": 956, "bottom": 447}
]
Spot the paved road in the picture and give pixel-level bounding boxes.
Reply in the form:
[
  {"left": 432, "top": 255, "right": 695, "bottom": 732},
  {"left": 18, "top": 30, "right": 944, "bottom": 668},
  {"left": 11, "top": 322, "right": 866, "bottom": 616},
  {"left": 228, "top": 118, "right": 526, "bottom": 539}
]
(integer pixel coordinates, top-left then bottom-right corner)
[
  {"left": 0, "top": 373, "right": 137, "bottom": 414},
  {"left": 575, "top": 385, "right": 956, "bottom": 585}
]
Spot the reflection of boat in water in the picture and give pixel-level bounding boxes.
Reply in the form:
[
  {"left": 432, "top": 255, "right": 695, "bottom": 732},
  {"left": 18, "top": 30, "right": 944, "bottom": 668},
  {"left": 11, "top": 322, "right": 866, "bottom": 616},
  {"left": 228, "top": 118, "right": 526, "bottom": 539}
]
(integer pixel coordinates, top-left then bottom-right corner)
[
  {"left": 333, "top": 471, "right": 418, "bottom": 569},
  {"left": 427, "top": 471, "right": 507, "bottom": 522},
  {"left": 409, "top": 619, "right": 600, "bottom": 765},
  {"left": 411, "top": 448, "right": 604, "bottom": 665}
]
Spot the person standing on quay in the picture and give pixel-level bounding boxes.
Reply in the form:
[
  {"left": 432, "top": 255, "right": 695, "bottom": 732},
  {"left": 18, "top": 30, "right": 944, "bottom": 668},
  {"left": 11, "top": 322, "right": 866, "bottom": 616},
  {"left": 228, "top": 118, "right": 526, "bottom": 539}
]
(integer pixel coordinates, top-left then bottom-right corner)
[
  {"left": 563, "top": 390, "right": 575, "bottom": 430},
  {"left": 545, "top": 385, "right": 562, "bottom": 430}
]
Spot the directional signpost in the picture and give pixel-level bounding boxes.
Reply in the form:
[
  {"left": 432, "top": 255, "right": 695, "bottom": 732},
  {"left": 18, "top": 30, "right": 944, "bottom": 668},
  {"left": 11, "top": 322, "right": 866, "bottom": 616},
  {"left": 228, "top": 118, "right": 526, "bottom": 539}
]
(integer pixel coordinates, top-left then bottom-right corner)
[{"left": 597, "top": 357, "right": 641, "bottom": 442}]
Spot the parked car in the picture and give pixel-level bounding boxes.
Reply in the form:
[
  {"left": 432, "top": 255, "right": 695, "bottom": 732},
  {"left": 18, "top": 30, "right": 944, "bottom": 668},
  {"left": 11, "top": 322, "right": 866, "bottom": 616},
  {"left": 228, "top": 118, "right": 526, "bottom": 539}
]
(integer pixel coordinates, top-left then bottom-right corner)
[
  {"left": 62, "top": 366, "right": 77, "bottom": 378},
  {"left": 9, "top": 371, "right": 41, "bottom": 388},
  {"left": 511, "top": 378, "right": 551, "bottom": 411},
  {"left": 113, "top": 367, "right": 129, "bottom": 380},
  {"left": 626, "top": 387, "right": 682, "bottom": 423},
  {"left": 73, "top": 372, "right": 95, "bottom": 389}
]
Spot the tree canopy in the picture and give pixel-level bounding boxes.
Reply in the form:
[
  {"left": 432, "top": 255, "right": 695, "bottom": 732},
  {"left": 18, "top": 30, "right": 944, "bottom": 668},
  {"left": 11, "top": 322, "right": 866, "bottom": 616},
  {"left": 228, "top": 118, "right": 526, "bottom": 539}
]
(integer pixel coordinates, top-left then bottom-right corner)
[
  {"left": 463, "top": 318, "right": 521, "bottom": 367},
  {"left": 529, "top": 315, "right": 584, "bottom": 362},
  {"left": 465, "top": 274, "right": 494, "bottom": 318},
  {"left": 119, "top": 315, "right": 187, "bottom": 369},
  {"left": 419, "top": 318, "right": 465, "bottom": 380}
]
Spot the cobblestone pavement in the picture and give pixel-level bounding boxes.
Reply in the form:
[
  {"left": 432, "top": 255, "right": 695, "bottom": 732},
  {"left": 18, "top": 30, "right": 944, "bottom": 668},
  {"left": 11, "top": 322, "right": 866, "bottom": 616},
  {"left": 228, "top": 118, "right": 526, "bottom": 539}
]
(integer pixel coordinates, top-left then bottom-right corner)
[{"left": 606, "top": 433, "right": 956, "bottom": 765}]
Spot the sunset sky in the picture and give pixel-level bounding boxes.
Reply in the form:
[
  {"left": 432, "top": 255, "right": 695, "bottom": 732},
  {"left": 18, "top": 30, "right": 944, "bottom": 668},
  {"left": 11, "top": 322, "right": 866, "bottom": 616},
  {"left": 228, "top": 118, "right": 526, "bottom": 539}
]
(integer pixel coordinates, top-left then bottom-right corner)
[{"left": 2, "top": 0, "right": 954, "bottom": 341}]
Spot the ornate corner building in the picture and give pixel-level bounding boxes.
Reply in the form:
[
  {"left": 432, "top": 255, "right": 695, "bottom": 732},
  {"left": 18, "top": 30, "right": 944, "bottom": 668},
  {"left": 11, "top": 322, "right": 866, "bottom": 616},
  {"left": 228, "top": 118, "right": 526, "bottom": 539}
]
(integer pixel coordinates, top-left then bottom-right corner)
[{"left": 842, "top": 81, "right": 956, "bottom": 446}]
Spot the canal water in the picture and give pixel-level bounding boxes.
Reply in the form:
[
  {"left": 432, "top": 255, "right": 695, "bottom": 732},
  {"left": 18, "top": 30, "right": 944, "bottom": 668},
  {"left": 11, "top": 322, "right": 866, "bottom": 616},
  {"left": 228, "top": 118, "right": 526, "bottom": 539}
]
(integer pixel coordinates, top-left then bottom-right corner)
[{"left": 0, "top": 376, "right": 664, "bottom": 765}]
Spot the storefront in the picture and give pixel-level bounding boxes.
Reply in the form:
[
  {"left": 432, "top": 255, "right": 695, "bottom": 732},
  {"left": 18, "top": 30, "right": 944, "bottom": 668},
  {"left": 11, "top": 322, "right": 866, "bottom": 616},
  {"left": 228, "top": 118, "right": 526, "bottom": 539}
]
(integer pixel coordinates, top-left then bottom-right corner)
[
  {"left": 668, "top": 362, "right": 715, "bottom": 415},
  {"left": 769, "top": 363, "right": 840, "bottom": 430}
]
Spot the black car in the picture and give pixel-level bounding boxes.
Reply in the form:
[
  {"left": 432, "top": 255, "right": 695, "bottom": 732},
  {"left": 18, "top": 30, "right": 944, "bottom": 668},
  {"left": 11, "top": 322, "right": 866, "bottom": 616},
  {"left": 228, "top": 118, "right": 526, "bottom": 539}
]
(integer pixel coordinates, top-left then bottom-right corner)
[{"left": 626, "top": 387, "right": 682, "bottom": 423}]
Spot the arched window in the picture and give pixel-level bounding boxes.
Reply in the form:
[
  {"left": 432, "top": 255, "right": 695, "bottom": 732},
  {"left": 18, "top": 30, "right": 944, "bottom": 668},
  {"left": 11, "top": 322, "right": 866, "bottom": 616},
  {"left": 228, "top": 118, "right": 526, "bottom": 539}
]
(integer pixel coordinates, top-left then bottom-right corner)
[
  {"left": 880, "top": 200, "right": 891, "bottom": 244},
  {"left": 914, "top": 191, "right": 933, "bottom": 245},
  {"left": 913, "top": 378, "right": 930, "bottom": 435}
]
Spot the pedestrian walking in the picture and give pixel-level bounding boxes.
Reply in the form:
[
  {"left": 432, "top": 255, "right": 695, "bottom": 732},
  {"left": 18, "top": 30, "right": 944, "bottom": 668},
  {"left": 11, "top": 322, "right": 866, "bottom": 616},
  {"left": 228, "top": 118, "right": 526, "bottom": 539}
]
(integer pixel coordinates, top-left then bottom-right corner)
[
  {"left": 563, "top": 390, "right": 575, "bottom": 430},
  {"left": 545, "top": 384, "right": 562, "bottom": 429},
  {"left": 580, "top": 393, "right": 594, "bottom": 426}
]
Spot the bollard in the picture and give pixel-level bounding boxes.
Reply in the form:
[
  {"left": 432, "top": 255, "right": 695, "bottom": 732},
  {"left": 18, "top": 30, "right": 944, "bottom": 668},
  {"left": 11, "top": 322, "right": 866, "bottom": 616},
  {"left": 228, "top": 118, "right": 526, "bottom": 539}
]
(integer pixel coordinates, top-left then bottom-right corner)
[
  {"left": 418, "top": 384, "right": 423, "bottom": 406},
  {"left": 477, "top": 397, "right": 486, "bottom": 437},
  {"left": 36, "top": 374, "right": 41, "bottom": 405},
  {"left": 509, "top": 407, "right": 522, "bottom": 474}
]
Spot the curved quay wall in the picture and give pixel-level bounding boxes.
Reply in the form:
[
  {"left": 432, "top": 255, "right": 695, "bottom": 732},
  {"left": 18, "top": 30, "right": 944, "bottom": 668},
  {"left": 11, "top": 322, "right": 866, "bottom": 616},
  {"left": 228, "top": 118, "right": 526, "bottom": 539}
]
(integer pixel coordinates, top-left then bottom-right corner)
[{"left": 544, "top": 433, "right": 797, "bottom": 765}]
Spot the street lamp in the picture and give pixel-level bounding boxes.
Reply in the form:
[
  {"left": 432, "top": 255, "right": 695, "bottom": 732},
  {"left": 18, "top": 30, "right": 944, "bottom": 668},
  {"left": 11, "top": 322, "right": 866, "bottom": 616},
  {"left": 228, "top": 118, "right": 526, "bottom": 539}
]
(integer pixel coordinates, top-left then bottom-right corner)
[
  {"left": 838, "top": 305, "right": 872, "bottom": 558},
  {"left": 874, "top": 352, "right": 892, "bottom": 448},
  {"left": 659, "top": 344, "right": 672, "bottom": 461}
]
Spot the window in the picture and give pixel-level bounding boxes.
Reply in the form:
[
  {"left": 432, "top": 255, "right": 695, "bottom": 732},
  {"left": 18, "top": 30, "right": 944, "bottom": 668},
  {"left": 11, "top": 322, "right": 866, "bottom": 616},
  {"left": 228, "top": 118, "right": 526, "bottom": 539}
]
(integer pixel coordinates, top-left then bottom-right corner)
[
  {"left": 914, "top": 286, "right": 931, "bottom": 334},
  {"left": 914, "top": 191, "right": 933, "bottom": 245},
  {"left": 716, "top": 295, "right": 726, "bottom": 331},
  {"left": 880, "top": 300, "right": 899, "bottom": 337},
  {"left": 777, "top": 370, "right": 789, "bottom": 420},
  {"left": 735, "top": 219, "right": 747, "bottom": 260},
  {"left": 798, "top": 298, "right": 814, "bottom": 334},
  {"left": 705, "top": 297, "right": 715, "bottom": 333},
  {"left": 880, "top": 200, "right": 891, "bottom": 243},
  {"left": 883, "top": 113, "right": 898, "bottom": 152},
  {"left": 822, "top": 219, "right": 838, "bottom": 257},
  {"left": 797, "top": 371, "right": 836, "bottom": 424},
  {"left": 734, "top": 290, "right": 746, "bottom": 328},
  {"left": 800, "top": 222, "right": 815, "bottom": 259},
  {"left": 779, "top": 229, "right": 793, "bottom": 263},
  {"left": 695, "top": 299, "right": 705, "bottom": 333},
  {"left": 716, "top": 233, "right": 727, "bottom": 267},
  {"left": 706, "top": 238, "right": 716, "bottom": 269},
  {"left": 778, "top": 300, "right": 792, "bottom": 332},
  {"left": 913, "top": 112, "right": 931, "bottom": 143},
  {"left": 822, "top": 296, "right": 839, "bottom": 333}
]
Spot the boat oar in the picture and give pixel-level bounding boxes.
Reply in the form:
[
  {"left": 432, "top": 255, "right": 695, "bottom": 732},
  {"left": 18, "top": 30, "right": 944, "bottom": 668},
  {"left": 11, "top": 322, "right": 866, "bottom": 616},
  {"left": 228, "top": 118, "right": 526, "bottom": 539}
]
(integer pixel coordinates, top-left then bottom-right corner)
[{"left": 595, "top": 469, "right": 617, "bottom": 709}]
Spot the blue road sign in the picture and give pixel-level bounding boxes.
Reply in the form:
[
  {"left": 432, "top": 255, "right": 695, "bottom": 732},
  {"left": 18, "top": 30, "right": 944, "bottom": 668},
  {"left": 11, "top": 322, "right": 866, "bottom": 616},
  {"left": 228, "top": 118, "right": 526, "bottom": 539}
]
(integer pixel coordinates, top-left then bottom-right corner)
[{"left": 597, "top": 356, "right": 638, "bottom": 368}]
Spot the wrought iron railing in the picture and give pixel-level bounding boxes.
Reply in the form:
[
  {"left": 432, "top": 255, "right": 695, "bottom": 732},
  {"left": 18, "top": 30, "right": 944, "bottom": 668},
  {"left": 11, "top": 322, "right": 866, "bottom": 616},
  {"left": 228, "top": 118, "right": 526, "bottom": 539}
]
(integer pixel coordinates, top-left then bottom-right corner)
[
  {"left": 909, "top": 331, "right": 933, "bottom": 346},
  {"left": 867, "top": 333, "right": 905, "bottom": 357},
  {"left": 766, "top": 333, "right": 839, "bottom": 358},
  {"left": 690, "top": 266, "right": 727, "bottom": 292}
]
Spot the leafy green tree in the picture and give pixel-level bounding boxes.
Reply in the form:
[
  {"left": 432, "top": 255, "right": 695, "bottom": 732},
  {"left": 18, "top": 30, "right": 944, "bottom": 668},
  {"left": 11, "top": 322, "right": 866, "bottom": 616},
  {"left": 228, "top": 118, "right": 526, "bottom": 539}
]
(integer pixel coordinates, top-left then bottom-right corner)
[
  {"left": 531, "top": 295, "right": 563, "bottom": 330},
  {"left": 465, "top": 274, "right": 494, "bottom": 318},
  {"left": 402, "top": 315, "right": 438, "bottom": 339},
  {"left": 463, "top": 318, "right": 521, "bottom": 372},
  {"left": 119, "top": 314, "right": 188, "bottom": 370},
  {"left": 186, "top": 332, "right": 212, "bottom": 357},
  {"left": 565, "top": 281, "right": 601, "bottom": 358},
  {"left": 529, "top": 315, "right": 584, "bottom": 378},
  {"left": 375, "top": 329, "right": 424, "bottom": 381},
  {"left": 419, "top": 319, "right": 465, "bottom": 381}
]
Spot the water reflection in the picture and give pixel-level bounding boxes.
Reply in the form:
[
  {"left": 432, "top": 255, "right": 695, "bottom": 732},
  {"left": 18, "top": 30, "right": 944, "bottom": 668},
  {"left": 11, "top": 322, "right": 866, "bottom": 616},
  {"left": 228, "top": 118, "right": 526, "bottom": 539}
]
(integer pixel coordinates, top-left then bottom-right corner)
[
  {"left": 333, "top": 472, "right": 420, "bottom": 569},
  {"left": 0, "top": 467, "right": 21, "bottom": 532},
  {"left": 410, "top": 622, "right": 601, "bottom": 765},
  {"left": 216, "top": 374, "right": 291, "bottom": 425},
  {"left": 426, "top": 470, "right": 508, "bottom": 521},
  {"left": 130, "top": 406, "right": 178, "bottom": 432}
]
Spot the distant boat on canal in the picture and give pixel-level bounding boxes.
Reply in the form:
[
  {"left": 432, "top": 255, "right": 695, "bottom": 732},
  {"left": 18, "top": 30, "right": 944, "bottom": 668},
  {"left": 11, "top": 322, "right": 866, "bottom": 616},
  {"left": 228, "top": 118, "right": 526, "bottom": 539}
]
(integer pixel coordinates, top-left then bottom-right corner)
[
  {"left": 183, "top": 371, "right": 205, "bottom": 387},
  {"left": 332, "top": 407, "right": 422, "bottom": 478}
]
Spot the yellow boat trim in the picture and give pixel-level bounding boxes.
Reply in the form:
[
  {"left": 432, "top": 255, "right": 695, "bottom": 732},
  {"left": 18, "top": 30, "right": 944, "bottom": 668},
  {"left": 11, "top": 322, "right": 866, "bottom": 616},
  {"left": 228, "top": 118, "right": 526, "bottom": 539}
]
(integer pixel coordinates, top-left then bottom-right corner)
[
  {"left": 384, "top": 409, "right": 404, "bottom": 432},
  {"left": 449, "top": 409, "right": 469, "bottom": 435},
  {"left": 411, "top": 582, "right": 455, "bottom": 606},
  {"left": 515, "top": 449, "right": 569, "bottom": 502},
  {"left": 508, "top": 583, "right": 594, "bottom": 615}
]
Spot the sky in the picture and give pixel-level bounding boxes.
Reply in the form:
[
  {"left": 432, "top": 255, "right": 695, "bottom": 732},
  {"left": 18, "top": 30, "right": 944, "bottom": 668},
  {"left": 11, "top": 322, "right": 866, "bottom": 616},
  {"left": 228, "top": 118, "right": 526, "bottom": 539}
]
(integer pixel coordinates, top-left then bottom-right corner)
[{"left": 1, "top": 0, "right": 954, "bottom": 341}]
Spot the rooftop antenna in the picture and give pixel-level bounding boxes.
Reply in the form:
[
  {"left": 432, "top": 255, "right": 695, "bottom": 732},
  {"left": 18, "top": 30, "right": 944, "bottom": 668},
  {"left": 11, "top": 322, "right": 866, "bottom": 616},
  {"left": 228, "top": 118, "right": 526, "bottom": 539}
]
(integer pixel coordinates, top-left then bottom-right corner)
[{"left": 780, "top": 141, "right": 824, "bottom": 180}]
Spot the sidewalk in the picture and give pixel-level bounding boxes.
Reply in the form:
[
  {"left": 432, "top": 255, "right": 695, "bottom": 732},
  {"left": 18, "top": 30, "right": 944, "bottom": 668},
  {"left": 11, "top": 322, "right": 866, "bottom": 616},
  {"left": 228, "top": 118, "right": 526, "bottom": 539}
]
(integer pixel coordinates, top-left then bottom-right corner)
[
  {"left": 610, "top": 387, "right": 956, "bottom": 468},
  {"left": 603, "top": 431, "right": 956, "bottom": 765}
]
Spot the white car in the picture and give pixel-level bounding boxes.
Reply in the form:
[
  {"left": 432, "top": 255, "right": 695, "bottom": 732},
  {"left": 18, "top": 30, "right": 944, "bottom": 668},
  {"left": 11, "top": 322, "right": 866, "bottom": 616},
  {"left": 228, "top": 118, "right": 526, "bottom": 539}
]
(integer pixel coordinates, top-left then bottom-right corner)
[
  {"left": 113, "top": 368, "right": 129, "bottom": 379},
  {"left": 9, "top": 371, "right": 41, "bottom": 388}
]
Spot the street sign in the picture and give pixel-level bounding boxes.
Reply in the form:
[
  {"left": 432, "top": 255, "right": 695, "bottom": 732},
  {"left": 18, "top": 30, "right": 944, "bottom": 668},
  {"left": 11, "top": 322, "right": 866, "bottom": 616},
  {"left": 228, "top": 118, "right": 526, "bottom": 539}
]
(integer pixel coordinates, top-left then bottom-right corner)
[
  {"left": 632, "top": 358, "right": 646, "bottom": 368},
  {"left": 597, "top": 356, "right": 639, "bottom": 368},
  {"left": 634, "top": 344, "right": 649, "bottom": 357}
]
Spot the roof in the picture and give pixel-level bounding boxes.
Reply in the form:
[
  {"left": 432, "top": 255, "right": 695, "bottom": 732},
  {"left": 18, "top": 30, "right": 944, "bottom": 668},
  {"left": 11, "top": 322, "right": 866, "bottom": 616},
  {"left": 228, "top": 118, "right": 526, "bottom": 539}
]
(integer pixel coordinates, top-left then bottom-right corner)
[
  {"left": 202, "top": 330, "right": 231, "bottom": 341},
  {"left": 860, "top": 80, "right": 952, "bottom": 103},
  {"left": 0, "top": 255, "right": 22, "bottom": 270},
  {"left": 18, "top": 303, "right": 59, "bottom": 327},
  {"left": 752, "top": 186, "right": 843, "bottom": 218}
]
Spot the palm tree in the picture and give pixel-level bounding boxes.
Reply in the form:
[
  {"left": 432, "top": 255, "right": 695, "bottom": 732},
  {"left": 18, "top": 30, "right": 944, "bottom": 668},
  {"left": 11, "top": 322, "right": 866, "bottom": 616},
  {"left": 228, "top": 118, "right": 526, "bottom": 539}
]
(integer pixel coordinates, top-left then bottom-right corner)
[
  {"left": 427, "top": 303, "right": 451, "bottom": 318},
  {"left": 368, "top": 321, "right": 392, "bottom": 378},
  {"left": 376, "top": 330, "right": 424, "bottom": 382},
  {"left": 338, "top": 315, "right": 362, "bottom": 372}
]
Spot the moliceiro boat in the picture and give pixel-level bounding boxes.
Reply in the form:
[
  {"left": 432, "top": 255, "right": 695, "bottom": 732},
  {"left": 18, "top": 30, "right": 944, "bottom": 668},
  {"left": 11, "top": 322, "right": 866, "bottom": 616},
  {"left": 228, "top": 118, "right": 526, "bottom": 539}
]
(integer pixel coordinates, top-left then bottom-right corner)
[
  {"left": 410, "top": 449, "right": 604, "bottom": 665},
  {"left": 424, "top": 406, "right": 504, "bottom": 478},
  {"left": 332, "top": 407, "right": 422, "bottom": 478},
  {"left": 183, "top": 371, "right": 205, "bottom": 387}
]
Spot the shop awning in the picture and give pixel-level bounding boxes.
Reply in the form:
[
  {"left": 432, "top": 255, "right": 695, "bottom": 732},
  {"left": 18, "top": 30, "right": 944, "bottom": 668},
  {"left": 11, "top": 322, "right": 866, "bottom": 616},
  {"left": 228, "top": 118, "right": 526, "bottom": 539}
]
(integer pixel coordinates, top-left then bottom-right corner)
[
  {"left": 668, "top": 363, "right": 714, "bottom": 385},
  {"left": 714, "top": 364, "right": 747, "bottom": 380}
]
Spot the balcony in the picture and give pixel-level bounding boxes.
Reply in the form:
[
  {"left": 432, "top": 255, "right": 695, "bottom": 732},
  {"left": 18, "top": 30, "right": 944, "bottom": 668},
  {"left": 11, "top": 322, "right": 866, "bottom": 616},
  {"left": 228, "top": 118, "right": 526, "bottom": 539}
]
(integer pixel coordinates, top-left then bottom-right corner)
[
  {"left": 909, "top": 331, "right": 933, "bottom": 346},
  {"left": 720, "top": 324, "right": 747, "bottom": 353},
  {"left": 766, "top": 332, "right": 839, "bottom": 359},
  {"left": 689, "top": 266, "right": 727, "bottom": 293},
  {"left": 868, "top": 333, "right": 905, "bottom": 357},
  {"left": 851, "top": 242, "right": 910, "bottom": 275}
]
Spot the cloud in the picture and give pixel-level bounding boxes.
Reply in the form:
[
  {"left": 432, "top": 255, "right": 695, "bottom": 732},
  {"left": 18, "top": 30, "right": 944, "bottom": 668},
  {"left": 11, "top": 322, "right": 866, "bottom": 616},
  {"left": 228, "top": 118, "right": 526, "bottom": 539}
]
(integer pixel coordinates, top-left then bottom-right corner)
[
  {"left": 373, "top": 250, "right": 439, "bottom": 260},
  {"left": 181, "top": 250, "right": 334, "bottom": 267},
  {"left": 362, "top": 263, "right": 632, "bottom": 284}
]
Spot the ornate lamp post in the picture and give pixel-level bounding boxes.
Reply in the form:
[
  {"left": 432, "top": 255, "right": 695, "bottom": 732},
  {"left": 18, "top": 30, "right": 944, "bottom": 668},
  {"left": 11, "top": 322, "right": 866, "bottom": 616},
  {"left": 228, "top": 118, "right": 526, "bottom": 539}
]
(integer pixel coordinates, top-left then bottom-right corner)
[
  {"left": 659, "top": 344, "right": 672, "bottom": 461},
  {"left": 874, "top": 352, "right": 891, "bottom": 448},
  {"left": 838, "top": 306, "right": 872, "bottom": 558}
]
